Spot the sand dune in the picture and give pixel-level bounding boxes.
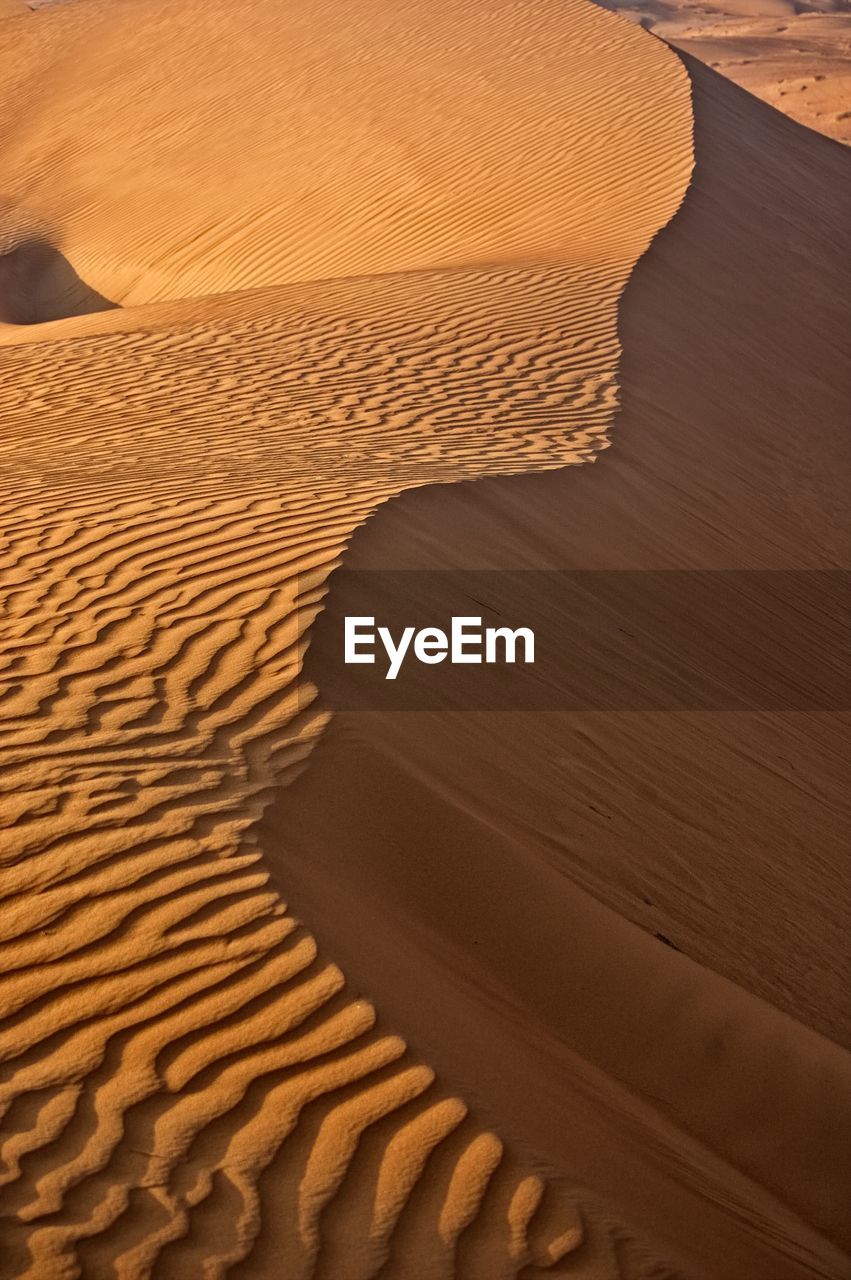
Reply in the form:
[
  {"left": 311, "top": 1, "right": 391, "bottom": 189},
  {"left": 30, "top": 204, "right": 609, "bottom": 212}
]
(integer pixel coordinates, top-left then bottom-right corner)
[
  {"left": 1, "top": 0, "right": 847, "bottom": 1277},
  {"left": 270, "top": 54, "right": 851, "bottom": 1280},
  {"left": 0, "top": 0, "right": 700, "bottom": 1276},
  {"left": 3, "top": 0, "right": 689, "bottom": 313}
]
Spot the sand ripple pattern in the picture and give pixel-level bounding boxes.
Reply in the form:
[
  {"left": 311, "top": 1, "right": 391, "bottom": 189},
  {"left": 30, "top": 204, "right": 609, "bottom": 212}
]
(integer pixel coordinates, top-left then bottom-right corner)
[
  {"left": 0, "top": 265, "right": 646, "bottom": 1279},
  {"left": 2, "top": 0, "right": 691, "bottom": 308},
  {"left": 0, "top": 0, "right": 693, "bottom": 1273}
]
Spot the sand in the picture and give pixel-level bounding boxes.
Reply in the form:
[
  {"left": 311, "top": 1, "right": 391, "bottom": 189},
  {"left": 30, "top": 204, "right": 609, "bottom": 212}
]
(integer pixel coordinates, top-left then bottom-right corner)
[
  {"left": 273, "top": 56, "right": 851, "bottom": 1279},
  {"left": 0, "top": 0, "right": 847, "bottom": 1278},
  {"left": 597, "top": 0, "right": 851, "bottom": 143}
]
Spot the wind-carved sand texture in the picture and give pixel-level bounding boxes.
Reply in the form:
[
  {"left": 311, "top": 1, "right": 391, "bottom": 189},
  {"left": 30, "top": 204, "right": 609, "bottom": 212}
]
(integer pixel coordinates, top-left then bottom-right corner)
[{"left": 0, "top": 1, "right": 698, "bottom": 1277}]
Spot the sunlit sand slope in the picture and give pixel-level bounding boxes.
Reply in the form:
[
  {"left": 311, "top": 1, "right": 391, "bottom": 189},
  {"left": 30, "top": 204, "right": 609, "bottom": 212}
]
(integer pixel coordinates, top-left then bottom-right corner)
[
  {"left": 3, "top": 0, "right": 687, "bottom": 310},
  {"left": 0, "top": 0, "right": 695, "bottom": 1276},
  {"left": 0, "top": 267, "right": 645, "bottom": 1279}
]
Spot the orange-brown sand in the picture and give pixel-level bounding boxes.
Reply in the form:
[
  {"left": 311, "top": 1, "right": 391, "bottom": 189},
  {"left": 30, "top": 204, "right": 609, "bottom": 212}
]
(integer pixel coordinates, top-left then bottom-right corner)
[
  {"left": 0, "top": 1, "right": 848, "bottom": 1279},
  {"left": 598, "top": 0, "right": 851, "bottom": 143},
  {"left": 272, "top": 57, "right": 851, "bottom": 1280}
]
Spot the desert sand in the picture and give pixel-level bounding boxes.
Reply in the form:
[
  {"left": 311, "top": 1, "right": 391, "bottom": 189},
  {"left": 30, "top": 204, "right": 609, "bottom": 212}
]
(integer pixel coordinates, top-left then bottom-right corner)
[
  {"left": 599, "top": 0, "right": 851, "bottom": 144},
  {"left": 0, "top": 1, "right": 848, "bottom": 1279}
]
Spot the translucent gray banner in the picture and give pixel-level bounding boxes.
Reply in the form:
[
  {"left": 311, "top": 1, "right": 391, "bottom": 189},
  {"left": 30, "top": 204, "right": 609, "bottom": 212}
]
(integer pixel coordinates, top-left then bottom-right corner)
[{"left": 299, "top": 570, "right": 850, "bottom": 712}]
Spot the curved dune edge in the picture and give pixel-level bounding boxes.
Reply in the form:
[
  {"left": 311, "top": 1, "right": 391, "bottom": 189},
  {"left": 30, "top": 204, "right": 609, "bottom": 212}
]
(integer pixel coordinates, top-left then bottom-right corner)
[
  {"left": 0, "top": 2, "right": 696, "bottom": 1277},
  {"left": 267, "top": 53, "right": 851, "bottom": 1280},
  {"left": 2, "top": 0, "right": 688, "bottom": 312}
]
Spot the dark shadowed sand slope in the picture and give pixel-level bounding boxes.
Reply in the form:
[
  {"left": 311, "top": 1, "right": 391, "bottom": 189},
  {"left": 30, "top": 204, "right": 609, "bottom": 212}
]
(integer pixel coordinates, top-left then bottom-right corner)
[{"left": 266, "top": 56, "right": 851, "bottom": 1280}]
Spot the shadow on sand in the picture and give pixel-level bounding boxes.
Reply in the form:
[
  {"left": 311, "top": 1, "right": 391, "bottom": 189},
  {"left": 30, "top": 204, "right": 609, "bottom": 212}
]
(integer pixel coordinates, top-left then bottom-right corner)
[{"left": 0, "top": 238, "right": 118, "bottom": 325}]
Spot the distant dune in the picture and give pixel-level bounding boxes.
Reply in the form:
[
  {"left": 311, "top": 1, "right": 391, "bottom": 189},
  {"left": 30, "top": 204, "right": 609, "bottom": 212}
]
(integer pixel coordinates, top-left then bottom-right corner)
[
  {"left": 597, "top": 0, "right": 851, "bottom": 143},
  {"left": 0, "top": 1, "right": 847, "bottom": 1279}
]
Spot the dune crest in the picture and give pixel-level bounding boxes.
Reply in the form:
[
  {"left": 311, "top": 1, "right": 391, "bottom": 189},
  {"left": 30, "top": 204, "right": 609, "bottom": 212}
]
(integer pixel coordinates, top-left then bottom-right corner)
[
  {"left": 1, "top": 0, "right": 694, "bottom": 311},
  {"left": 269, "top": 52, "right": 851, "bottom": 1280},
  {"left": 0, "top": 1, "right": 698, "bottom": 1276}
]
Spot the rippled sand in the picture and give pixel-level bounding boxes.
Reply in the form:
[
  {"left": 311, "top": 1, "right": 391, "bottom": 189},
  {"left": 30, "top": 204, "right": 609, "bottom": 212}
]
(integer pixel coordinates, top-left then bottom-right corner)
[{"left": 1, "top": 1, "right": 848, "bottom": 1278}]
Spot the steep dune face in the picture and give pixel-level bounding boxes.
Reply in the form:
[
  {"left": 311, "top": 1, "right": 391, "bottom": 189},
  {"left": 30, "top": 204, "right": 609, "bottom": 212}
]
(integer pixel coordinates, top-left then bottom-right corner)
[
  {"left": 266, "top": 56, "right": 851, "bottom": 1280},
  {"left": 0, "top": 2, "right": 696, "bottom": 1278}
]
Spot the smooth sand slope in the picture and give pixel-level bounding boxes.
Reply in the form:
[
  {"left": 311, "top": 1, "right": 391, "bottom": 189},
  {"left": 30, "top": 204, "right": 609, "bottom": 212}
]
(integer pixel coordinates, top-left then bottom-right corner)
[
  {"left": 2, "top": 0, "right": 687, "bottom": 310},
  {"left": 0, "top": 1, "right": 696, "bottom": 1277},
  {"left": 270, "top": 56, "right": 851, "bottom": 1280}
]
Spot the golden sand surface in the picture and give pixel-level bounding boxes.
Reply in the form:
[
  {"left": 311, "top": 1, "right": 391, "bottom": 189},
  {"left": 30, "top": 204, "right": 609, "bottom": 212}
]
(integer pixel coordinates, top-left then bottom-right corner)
[
  {"left": 0, "top": 1, "right": 848, "bottom": 1278},
  {"left": 0, "top": 1, "right": 695, "bottom": 1276}
]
